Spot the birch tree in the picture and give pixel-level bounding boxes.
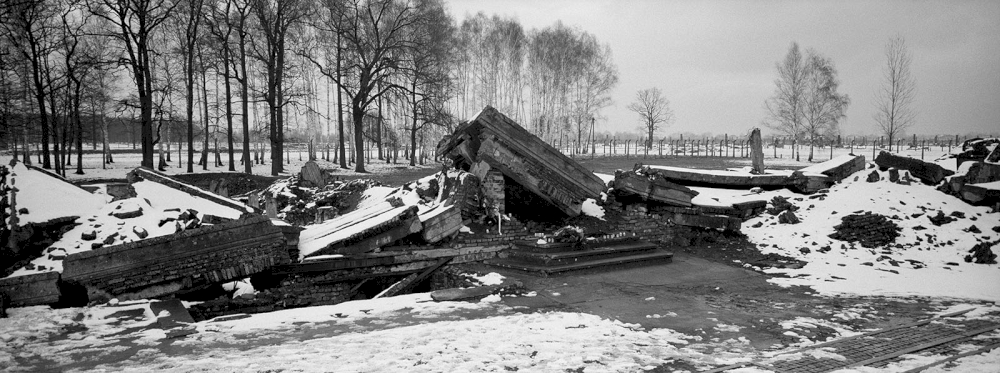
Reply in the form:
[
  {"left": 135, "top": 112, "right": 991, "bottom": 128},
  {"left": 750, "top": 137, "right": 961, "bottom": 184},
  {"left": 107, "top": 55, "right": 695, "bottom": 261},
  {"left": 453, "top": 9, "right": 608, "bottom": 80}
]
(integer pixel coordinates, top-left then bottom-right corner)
[
  {"left": 801, "top": 50, "right": 849, "bottom": 161},
  {"left": 763, "top": 42, "right": 806, "bottom": 160},
  {"left": 874, "top": 36, "right": 915, "bottom": 150}
]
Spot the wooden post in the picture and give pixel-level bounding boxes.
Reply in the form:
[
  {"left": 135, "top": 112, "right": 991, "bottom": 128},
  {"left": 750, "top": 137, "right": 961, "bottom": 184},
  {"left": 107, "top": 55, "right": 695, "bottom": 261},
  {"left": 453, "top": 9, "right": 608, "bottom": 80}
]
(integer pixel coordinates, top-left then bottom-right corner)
[
  {"left": 921, "top": 140, "right": 925, "bottom": 160},
  {"left": 872, "top": 140, "right": 876, "bottom": 160}
]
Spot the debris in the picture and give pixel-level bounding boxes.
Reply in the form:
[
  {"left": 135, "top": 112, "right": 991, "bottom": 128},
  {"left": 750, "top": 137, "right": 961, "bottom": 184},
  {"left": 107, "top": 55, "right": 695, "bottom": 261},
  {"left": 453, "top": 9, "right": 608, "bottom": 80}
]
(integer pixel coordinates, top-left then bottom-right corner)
[
  {"left": 828, "top": 212, "right": 900, "bottom": 248},
  {"left": 437, "top": 106, "right": 605, "bottom": 216},
  {"left": 298, "top": 161, "right": 326, "bottom": 188},
  {"left": 61, "top": 216, "right": 289, "bottom": 302},
  {"left": 419, "top": 205, "right": 463, "bottom": 244},
  {"left": 778, "top": 211, "right": 800, "bottom": 224},
  {"left": 866, "top": 171, "right": 880, "bottom": 183},
  {"left": 928, "top": 211, "right": 956, "bottom": 226},
  {"left": 767, "top": 196, "right": 798, "bottom": 215},
  {"left": 298, "top": 203, "right": 422, "bottom": 259},
  {"left": 612, "top": 169, "right": 698, "bottom": 207},
  {"left": 965, "top": 242, "right": 998, "bottom": 264},
  {"left": 874, "top": 151, "right": 954, "bottom": 185}
]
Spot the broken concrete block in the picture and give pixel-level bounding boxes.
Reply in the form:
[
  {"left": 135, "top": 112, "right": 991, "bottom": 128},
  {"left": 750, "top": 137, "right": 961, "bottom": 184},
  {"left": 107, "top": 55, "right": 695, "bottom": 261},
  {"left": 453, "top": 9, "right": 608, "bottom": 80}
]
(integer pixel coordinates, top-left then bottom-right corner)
[
  {"left": 866, "top": 171, "right": 880, "bottom": 182},
  {"left": 133, "top": 226, "right": 149, "bottom": 239},
  {"left": 888, "top": 168, "right": 900, "bottom": 183},
  {"left": 299, "top": 161, "right": 325, "bottom": 188},
  {"left": 874, "top": 151, "right": 954, "bottom": 185},
  {"left": 778, "top": 210, "right": 800, "bottom": 224}
]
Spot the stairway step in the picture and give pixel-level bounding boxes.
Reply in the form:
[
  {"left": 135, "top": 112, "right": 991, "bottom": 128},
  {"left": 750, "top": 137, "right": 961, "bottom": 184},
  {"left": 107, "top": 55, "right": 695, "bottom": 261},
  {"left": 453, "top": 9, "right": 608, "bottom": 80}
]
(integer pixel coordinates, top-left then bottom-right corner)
[
  {"left": 487, "top": 250, "right": 673, "bottom": 277},
  {"left": 505, "top": 242, "right": 660, "bottom": 265},
  {"left": 512, "top": 240, "right": 579, "bottom": 253}
]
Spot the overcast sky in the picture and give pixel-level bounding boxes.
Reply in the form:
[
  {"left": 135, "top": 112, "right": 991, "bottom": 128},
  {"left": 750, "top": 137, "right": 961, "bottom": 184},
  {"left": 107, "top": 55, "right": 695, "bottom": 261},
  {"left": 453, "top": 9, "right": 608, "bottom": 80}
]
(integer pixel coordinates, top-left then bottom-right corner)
[{"left": 445, "top": 0, "right": 1000, "bottom": 138}]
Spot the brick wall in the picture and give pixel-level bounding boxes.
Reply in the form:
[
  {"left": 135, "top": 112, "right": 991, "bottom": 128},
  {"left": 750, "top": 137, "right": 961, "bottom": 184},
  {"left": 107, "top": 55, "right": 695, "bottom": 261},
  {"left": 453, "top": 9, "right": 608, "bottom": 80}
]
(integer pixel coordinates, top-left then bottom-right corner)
[
  {"left": 483, "top": 169, "right": 505, "bottom": 214},
  {"left": 61, "top": 215, "right": 289, "bottom": 301}
]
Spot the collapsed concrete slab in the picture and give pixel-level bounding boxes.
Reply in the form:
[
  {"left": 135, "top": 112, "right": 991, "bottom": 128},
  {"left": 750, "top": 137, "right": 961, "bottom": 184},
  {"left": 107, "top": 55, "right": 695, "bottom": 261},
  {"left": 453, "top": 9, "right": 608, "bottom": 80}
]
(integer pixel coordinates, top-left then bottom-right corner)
[
  {"left": 799, "top": 154, "right": 867, "bottom": 183},
  {"left": 437, "top": 106, "right": 606, "bottom": 216},
  {"left": 637, "top": 164, "right": 829, "bottom": 194},
  {"left": 127, "top": 167, "right": 258, "bottom": 215},
  {"left": 419, "top": 205, "right": 463, "bottom": 244},
  {"left": 297, "top": 201, "right": 422, "bottom": 259},
  {"left": 874, "top": 151, "right": 954, "bottom": 185},
  {"left": 0, "top": 271, "right": 60, "bottom": 307},
  {"left": 612, "top": 169, "right": 698, "bottom": 207},
  {"left": 61, "top": 215, "right": 289, "bottom": 301}
]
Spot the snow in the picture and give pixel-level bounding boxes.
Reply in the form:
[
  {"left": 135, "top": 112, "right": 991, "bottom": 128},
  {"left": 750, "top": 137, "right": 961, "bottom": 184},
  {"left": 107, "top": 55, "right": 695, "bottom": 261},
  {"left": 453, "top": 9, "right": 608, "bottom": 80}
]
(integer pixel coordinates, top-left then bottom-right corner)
[
  {"left": 741, "top": 166, "right": 1000, "bottom": 301},
  {"left": 4, "top": 162, "right": 109, "bottom": 225},
  {"left": 594, "top": 172, "right": 615, "bottom": 185},
  {"left": 581, "top": 198, "right": 606, "bottom": 219},
  {"left": 132, "top": 180, "right": 243, "bottom": 219},
  {"left": 972, "top": 180, "right": 1000, "bottom": 190},
  {"left": 464, "top": 272, "right": 505, "bottom": 286}
]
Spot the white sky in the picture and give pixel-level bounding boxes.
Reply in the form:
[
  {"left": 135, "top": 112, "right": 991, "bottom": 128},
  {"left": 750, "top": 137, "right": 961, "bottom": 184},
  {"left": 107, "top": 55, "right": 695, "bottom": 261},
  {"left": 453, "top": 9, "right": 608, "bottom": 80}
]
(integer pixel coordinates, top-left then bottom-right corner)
[{"left": 445, "top": 0, "right": 1000, "bottom": 139}]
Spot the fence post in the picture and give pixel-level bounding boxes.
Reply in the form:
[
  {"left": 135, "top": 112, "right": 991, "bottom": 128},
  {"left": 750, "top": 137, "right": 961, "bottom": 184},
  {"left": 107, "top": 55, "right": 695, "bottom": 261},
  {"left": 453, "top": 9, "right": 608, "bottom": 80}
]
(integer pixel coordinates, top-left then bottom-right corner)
[
  {"left": 921, "top": 140, "right": 925, "bottom": 160},
  {"left": 872, "top": 140, "right": 876, "bottom": 160}
]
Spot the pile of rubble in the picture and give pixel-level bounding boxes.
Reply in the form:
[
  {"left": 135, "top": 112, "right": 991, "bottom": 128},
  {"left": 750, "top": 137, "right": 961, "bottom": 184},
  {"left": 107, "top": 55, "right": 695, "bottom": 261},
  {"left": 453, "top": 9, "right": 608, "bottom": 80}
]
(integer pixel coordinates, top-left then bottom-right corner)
[{"left": 828, "top": 212, "right": 901, "bottom": 248}]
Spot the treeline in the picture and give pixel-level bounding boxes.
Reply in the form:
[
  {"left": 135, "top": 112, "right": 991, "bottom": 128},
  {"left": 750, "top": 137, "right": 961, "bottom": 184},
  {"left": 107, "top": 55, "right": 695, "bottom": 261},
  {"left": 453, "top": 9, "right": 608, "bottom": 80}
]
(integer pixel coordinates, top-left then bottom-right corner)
[{"left": 0, "top": 0, "right": 619, "bottom": 176}]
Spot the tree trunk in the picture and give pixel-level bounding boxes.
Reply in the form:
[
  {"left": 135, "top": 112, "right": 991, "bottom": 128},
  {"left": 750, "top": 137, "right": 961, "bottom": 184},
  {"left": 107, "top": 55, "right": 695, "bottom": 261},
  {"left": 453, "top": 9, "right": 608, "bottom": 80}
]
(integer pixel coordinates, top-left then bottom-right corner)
[
  {"left": 352, "top": 100, "right": 366, "bottom": 173},
  {"left": 224, "top": 57, "right": 235, "bottom": 172},
  {"left": 336, "top": 32, "right": 347, "bottom": 169},
  {"left": 201, "top": 60, "right": 210, "bottom": 171}
]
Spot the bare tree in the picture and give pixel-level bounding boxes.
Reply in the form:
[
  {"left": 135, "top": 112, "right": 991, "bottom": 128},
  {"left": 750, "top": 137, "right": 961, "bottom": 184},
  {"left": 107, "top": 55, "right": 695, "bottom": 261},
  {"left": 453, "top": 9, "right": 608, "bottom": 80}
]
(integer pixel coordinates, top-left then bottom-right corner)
[
  {"left": 251, "top": 0, "right": 307, "bottom": 176},
  {"left": 86, "top": 0, "right": 179, "bottom": 169},
  {"left": 317, "top": 0, "right": 421, "bottom": 173},
  {"left": 874, "top": 36, "right": 915, "bottom": 150},
  {"left": 763, "top": 42, "right": 806, "bottom": 161},
  {"left": 627, "top": 87, "right": 672, "bottom": 149},
  {"left": 801, "top": 49, "right": 849, "bottom": 161},
  {"left": 1, "top": 0, "right": 59, "bottom": 169}
]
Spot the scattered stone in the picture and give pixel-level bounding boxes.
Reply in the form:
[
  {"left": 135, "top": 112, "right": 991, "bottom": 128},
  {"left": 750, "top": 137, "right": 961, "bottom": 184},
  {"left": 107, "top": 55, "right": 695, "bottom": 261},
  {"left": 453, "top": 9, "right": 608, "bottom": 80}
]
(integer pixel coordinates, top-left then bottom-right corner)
[
  {"left": 928, "top": 211, "right": 956, "bottom": 226},
  {"left": 966, "top": 225, "right": 981, "bottom": 234},
  {"left": 965, "top": 242, "right": 998, "bottom": 264},
  {"left": 17, "top": 208, "right": 28, "bottom": 215},
  {"left": 768, "top": 196, "right": 799, "bottom": 215},
  {"left": 799, "top": 247, "right": 811, "bottom": 254},
  {"left": 91, "top": 243, "right": 104, "bottom": 250},
  {"left": 103, "top": 233, "right": 119, "bottom": 245},
  {"left": 81, "top": 230, "right": 97, "bottom": 241},
  {"left": 133, "top": 226, "right": 149, "bottom": 239},
  {"left": 945, "top": 262, "right": 960, "bottom": 266},
  {"left": 861, "top": 262, "right": 873, "bottom": 266},
  {"left": 819, "top": 246, "right": 832, "bottom": 253},
  {"left": 112, "top": 206, "right": 143, "bottom": 219},
  {"left": 993, "top": 226, "right": 1000, "bottom": 233},
  {"left": 866, "top": 171, "right": 880, "bottom": 182},
  {"left": 751, "top": 222, "right": 763, "bottom": 228},
  {"left": 950, "top": 211, "right": 965, "bottom": 219},
  {"left": 778, "top": 210, "right": 800, "bottom": 224}
]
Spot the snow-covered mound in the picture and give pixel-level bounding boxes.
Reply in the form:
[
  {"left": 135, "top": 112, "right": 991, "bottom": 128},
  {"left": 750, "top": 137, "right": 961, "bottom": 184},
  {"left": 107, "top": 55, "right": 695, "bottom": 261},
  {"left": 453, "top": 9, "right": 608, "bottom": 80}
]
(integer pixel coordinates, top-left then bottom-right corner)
[{"left": 738, "top": 166, "right": 1000, "bottom": 301}]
